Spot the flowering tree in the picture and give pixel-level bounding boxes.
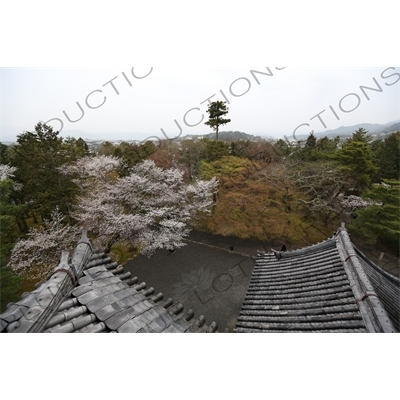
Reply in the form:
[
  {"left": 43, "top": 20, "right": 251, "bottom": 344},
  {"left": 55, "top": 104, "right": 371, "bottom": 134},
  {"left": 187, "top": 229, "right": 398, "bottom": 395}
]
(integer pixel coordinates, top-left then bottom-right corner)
[
  {"left": 60, "top": 154, "right": 123, "bottom": 191},
  {"left": 69, "top": 158, "right": 219, "bottom": 255},
  {"left": 0, "top": 164, "right": 17, "bottom": 182},
  {"left": 339, "top": 195, "right": 381, "bottom": 213},
  {"left": 7, "top": 207, "right": 80, "bottom": 280}
]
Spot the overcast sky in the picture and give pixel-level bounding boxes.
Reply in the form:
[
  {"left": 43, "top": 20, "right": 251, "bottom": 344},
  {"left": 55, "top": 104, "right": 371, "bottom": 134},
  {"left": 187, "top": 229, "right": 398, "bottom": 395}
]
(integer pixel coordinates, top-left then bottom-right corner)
[{"left": 1, "top": 67, "right": 399, "bottom": 143}]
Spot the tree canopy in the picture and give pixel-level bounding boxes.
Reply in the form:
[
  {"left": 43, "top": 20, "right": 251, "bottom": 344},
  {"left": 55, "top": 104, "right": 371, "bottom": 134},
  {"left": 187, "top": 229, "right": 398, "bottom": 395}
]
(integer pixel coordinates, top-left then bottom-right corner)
[
  {"left": 2, "top": 121, "right": 399, "bottom": 311},
  {"left": 204, "top": 101, "right": 231, "bottom": 141}
]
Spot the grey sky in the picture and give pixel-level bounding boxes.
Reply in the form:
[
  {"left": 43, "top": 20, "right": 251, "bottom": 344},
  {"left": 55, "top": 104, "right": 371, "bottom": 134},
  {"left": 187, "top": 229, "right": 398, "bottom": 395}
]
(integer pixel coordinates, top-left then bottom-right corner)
[{"left": 1, "top": 67, "right": 399, "bottom": 143}]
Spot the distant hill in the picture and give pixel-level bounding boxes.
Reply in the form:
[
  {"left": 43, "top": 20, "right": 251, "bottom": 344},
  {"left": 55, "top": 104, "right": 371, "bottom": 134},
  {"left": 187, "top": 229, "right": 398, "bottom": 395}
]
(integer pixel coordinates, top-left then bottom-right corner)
[
  {"left": 180, "top": 131, "right": 261, "bottom": 141},
  {"left": 379, "top": 121, "right": 400, "bottom": 134},
  {"left": 314, "top": 120, "right": 400, "bottom": 139}
]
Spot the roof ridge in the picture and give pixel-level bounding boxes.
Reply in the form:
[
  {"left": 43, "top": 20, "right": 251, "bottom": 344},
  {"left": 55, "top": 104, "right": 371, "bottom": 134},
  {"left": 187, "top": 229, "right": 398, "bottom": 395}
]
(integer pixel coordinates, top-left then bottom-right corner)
[{"left": 335, "top": 224, "right": 396, "bottom": 333}]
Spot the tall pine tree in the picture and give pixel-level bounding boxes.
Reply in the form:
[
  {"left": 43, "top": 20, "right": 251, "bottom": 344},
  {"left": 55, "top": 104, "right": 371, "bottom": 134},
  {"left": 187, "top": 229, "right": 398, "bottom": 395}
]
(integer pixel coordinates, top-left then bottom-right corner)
[
  {"left": 339, "top": 128, "right": 378, "bottom": 191},
  {"left": 204, "top": 101, "right": 231, "bottom": 142}
]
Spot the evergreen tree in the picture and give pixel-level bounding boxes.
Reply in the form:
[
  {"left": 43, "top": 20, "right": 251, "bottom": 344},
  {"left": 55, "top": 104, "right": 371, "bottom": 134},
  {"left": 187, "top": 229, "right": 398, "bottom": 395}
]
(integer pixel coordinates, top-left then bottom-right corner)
[
  {"left": 305, "top": 132, "right": 317, "bottom": 149},
  {"left": 274, "top": 139, "right": 291, "bottom": 157},
  {"left": 204, "top": 101, "right": 231, "bottom": 142},
  {"left": 10, "top": 123, "right": 79, "bottom": 220},
  {"left": 316, "top": 136, "right": 340, "bottom": 154},
  {"left": 338, "top": 128, "right": 378, "bottom": 191},
  {"left": 200, "top": 138, "right": 230, "bottom": 162},
  {"left": 298, "top": 132, "right": 318, "bottom": 161},
  {"left": 114, "top": 141, "right": 157, "bottom": 171},
  {"left": 348, "top": 180, "right": 400, "bottom": 256},
  {"left": 0, "top": 166, "right": 25, "bottom": 312},
  {"left": 373, "top": 131, "right": 400, "bottom": 180}
]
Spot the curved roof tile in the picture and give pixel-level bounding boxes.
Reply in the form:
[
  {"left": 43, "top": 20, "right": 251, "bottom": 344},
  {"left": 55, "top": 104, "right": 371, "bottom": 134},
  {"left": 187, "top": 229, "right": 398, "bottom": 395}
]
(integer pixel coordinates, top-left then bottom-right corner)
[
  {"left": 0, "top": 230, "right": 218, "bottom": 333},
  {"left": 234, "top": 224, "right": 398, "bottom": 333}
]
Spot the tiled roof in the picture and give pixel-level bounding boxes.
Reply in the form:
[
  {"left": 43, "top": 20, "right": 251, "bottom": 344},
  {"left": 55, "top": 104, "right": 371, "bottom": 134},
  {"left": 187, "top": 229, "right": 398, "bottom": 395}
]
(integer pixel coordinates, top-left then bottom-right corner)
[
  {"left": 355, "top": 247, "right": 400, "bottom": 331},
  {"left": 0, "top": 230, "right": 218, "bottom": 333},
  {"left": 234, "top": 224, "right": 398, "bottom": 333},
  {"left": 2, "top": 224, "right": 398, "bottom": 333}
]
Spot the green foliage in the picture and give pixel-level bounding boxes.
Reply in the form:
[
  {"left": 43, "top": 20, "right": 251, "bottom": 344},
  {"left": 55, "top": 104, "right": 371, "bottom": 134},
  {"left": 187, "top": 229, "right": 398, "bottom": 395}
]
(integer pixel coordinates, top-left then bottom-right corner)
[
  {"left": 10, "top": 123, "right": 82, "bottom": 220},
  {"left": 97, "top": 141, "right": 117, "bottom": 156},
  {"left": 200, "top": 138, "right": 230, "bottom": 162},
  {"left": 338, "top": 128, "right": 378, "bottom": 190},
  {"left": 372, "top": 131, "right": 400, "bottom": 180},
  {"left": 229, "top": 140, "right": 251, "bottom": 158},
  {"left": 204, "top": 101, "right": 231, "bottom": 141},
  {"left": 348, "top": 180, "right": 400, "bottom": 255},
  {"left": 198, "top": 156, "right": 322, "bottom": 243},
  {"left": 2, "top": 121, "right": 399, "bottom": 309},
  {"left": 0, "top": 142, "right": 12, "bottom": 165},
  {"left": 0, "top": 175, "right": 26, "bottom": 313},
  {"left": 295, "top": 134, "right": 340, "bottom": 161},
  {"left": 177, "top": 140, "right": 206, "bottom": 180},
  {"left": 62, "top": 137, "right": 90, "bottom": 160},
  {"left": 274, "top": 139, "right": 291, "bottom": 156},
  {"left": 316, "top": 136, "right": 340, "bottom": 153},
  {"left": 0, "top": 179, "right": 28, "bottom": 249},
  {"left": 0, "top": 266, "right": 23, "bottom": 312},
  {"left": 114, "top": 141, "right": 157, "bottom": 171},
  {"left": 200, "top": 156, "right": 253, "bottom": 183},
  {"left": 305, "top": 132, "right": 317, "bottom": 149}
]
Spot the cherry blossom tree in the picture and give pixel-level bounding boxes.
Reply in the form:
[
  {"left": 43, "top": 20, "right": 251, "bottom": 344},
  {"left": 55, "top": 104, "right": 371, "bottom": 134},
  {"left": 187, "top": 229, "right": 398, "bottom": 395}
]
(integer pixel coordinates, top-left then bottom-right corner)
[
  {"left": 7, "top": 207, "right": 80, "bottom": 280},
  {"left": 0, "top": 164, "right": 17, "bottom": 181},
  {"left": 60, "top": 154, "right": 123, "bottom": 191},
  {"left": 7, "top": 157, "right": 218, "bottom": 279},
  {"left": 69, "top": 158, "right": 219, "bottom": 255},
  {"left": 339, "top": 195, "right": 381, "bottom": 213}
]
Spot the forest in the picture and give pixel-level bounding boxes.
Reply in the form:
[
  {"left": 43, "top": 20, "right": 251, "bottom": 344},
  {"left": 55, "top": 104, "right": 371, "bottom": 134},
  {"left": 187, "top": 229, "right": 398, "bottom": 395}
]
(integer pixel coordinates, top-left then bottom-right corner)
[{"left": 1, "top": 122, "right": 399, "bottom": 311}]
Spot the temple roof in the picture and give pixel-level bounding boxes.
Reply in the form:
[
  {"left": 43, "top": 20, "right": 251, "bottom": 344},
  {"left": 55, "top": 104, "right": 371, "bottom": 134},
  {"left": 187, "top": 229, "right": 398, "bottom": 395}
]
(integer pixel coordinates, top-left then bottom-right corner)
[
  {"left": 234, "top": 224, "right": 399, "bottom": 333},
  {"left": 0, "top": 230, "right": 218, "bottom": 333},
  {"left": 1, "top": 224, "right": 398, "bottom": 333}
]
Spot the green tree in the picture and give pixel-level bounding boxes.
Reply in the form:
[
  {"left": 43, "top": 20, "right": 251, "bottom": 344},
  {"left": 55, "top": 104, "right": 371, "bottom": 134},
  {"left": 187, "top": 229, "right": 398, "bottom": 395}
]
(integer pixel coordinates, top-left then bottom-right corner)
[
  {"left": 62, "top": 137, "right": 90, "bottom": 160},
  {"left": 228, "top": 140, "right": 250, "bottom": 158},
  {"left": 204, "top": 101, "right": 231, "bottom": 142},
  {"left": 10, "top": 123, "right": 79, "bottom": 221},
  {"left": 348, "top": 180, "right": 400, "bottom": 256},
  {"left": 297, "top": 132, "right": 317, "bottom": 161},
  {"left": 372, "top": 131, "right": 400, "bottom": 180},
  {"left": 305, "top": 131, "right": 317, "bottom": 149},
  {"left": 338, "top": 128, "right": 378, "bottom": 191},
  {"left": 178, "top": 140, "right": 206, "bottom": 180},
  {"left": 97, "top": 141, "right": 117, "bottom": 156},
  {"left": 316, "top": 136, "right": 340, "bottom": 152},
  {"left": 0, "top": 179, "right": 28, "bottom": 249},
  {"left": 274, "top": 139, "right": 291, "bottom": 157},
  {"left": 0, "top": 167, "right": 26, "bottom": 312},
  {"left": 0, "top": 142, "right": 11, "bottom": 165},
  {"left": 0, "top": 266, "right": 22, "bottom": 313},
  {"left": 200, "top": 138, "right": 230, "bottom": 162},
  {"left": 114, "top": 141, "right": 156, "bottom": 171}
]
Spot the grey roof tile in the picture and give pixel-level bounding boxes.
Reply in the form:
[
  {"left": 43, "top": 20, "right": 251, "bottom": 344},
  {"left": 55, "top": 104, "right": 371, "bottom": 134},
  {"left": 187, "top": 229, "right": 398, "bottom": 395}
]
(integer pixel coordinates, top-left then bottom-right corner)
[
  {"left": 1, "top": 229, "right": 219, "bottom": 333},
  {"left": 234, "top": 225, "right": 397, "bottom": 333}
]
